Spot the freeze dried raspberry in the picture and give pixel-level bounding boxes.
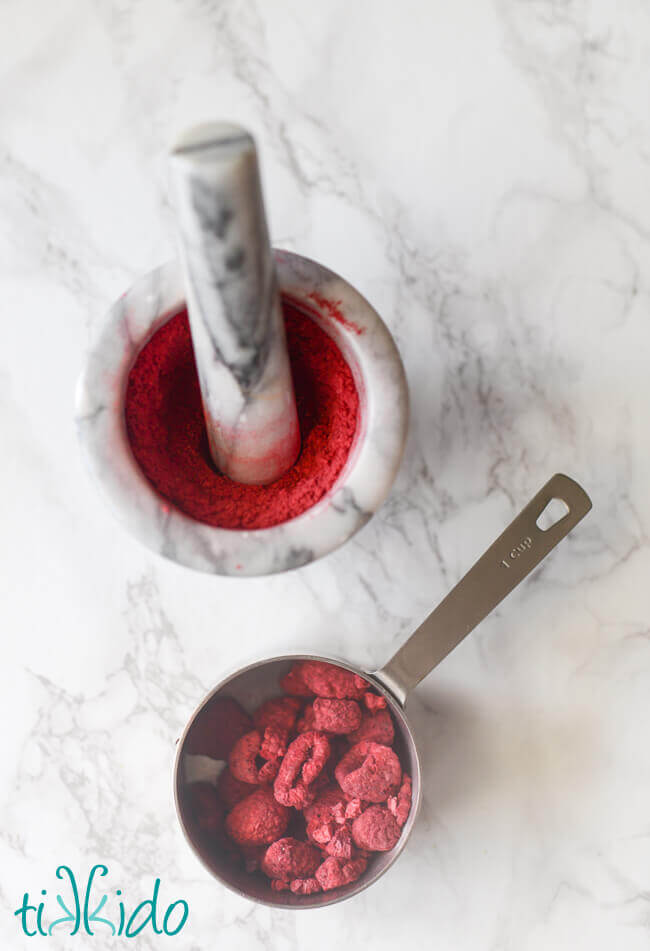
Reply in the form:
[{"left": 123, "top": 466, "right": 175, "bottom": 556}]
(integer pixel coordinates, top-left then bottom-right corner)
[
  {"left": 296, "top": 704, "right": 316, "bottom": 733},
  {"left": 225, "top": 788, "right": 289, "bottom": 846},
  {"left": 206, "top": 663, "right": 411, "bottom": 896},
  {"left": 308, "top": 821, "right": 335, "bottom": 845},
  {"left": 304, "top": 786, "right": 348, "bottom": 845},
  {"left": 187, "top": 782, "right": 223, "bottom": 833},
  {"left": 344, "top": 798, "right": 364, "bottom": 820},
  {"left": 351, "top": 805, "right": 401, "bottom": 851},
  {"left": 348, "top": 708, "right": 395, "bottom": 747},
  {"left": 305, "top": 770, "right": 331, "bottom": 802},
  {"left": 335, "top": 741, "right": 401, "bottom": 803},
  {"left": 290, "top": 877, "right": 321, "bottom": 895},
  {"left": 387, "top": 774, "right": 412, "bottom": 827},
  {"left": 363, "top": 691, "right": 387, "bottom": 713},
  {"left": 279, "top": 664, "right": 314, "bottom": 697},
  {"left": 315, "top": 856, "right": 367, "bottom": 891},
  {"left": 261, "top": 837, "right": 321, "bottom": 882},
  {"left": 217, "top": 767, "right": 258, "bottom": 809},
  {"left": 304, "top": 786, "right": 347, "bottom": 828},
  {"left": 312, "top": 698, "right": 362, "bottom": 734},
  {"left": 228, "top": 731, "right": 263, "bottom": 784},
  {"left": 253, "top": 696, "right": 302, "bottom": 733},
  {"left": 186, "top": 697, "right": 252, "bottom": 759},
  {"left": 258, "top": 760, "right": 281, "bottom": 784},
  {"left": 229, "top": 729, "right": 285, "bottom": 785},
  {"left": 260, "top": 726, "right": 289, "bottom": 762},
  {"left": 228, "top": 731, "right": 267, "bottom": 784},
  {"left": 274, "top": 731, "right": 330, "bottom": 809},
  {"left": 299, "top": 661, "right": 369, "bottom": 700},
  {"left": 324, "top": 824, "right": 354, "bottom": 860}
]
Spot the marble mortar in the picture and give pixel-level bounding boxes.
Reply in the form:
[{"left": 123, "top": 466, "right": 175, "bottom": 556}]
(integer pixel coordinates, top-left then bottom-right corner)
[{"left": 75, "top": 251, "right": 409, "bottom": 576}]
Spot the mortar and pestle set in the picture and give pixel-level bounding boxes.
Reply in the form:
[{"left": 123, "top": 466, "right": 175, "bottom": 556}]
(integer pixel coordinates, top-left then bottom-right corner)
[{"left": 76, "top": 123, "right": 592, "bottom": 908}]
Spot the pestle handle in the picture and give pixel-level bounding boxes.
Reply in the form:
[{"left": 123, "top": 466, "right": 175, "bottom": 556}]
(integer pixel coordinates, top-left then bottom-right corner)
[{"left": 168, "top": 123, "right": 300, "bottom": 485}]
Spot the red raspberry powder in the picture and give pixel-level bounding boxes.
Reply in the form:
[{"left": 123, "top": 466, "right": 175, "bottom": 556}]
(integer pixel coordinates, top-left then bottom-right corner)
[{"left": 124, "top": 299, "right": 360, "bottom": 530}]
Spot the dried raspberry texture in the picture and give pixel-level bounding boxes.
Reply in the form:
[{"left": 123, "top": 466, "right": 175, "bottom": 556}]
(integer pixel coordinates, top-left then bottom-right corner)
[
  {"left": 225, "top": 788, "right": 289, "bottom": 846},
  {"left": 261, "top": 837, "right": 321, "bottom": 882},
  {"left": 312, "top": 698, "right": 362, "bottom": 734},
  {"left": 352, "top": 805, "right": 401, "bottom": 851},
  {"left": 335, "top": 741, "right": 401, "bottom": 803},
  {"left": 274, "top": 731, "right": 330, "bottom": 809}
]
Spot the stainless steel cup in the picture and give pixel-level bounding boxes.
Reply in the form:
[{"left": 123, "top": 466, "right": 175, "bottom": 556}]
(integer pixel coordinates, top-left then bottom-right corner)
[{"left": 174, "top": 474, "right": 592, "bottom": 908}]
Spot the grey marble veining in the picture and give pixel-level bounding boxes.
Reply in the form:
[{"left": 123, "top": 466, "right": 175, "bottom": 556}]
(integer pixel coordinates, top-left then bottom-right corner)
[
  {"left": 3, "top": 0, "right": 650, "bottom": 948},
  {"left": 169, "top": 123, "right": 301, "bottom": 484}
]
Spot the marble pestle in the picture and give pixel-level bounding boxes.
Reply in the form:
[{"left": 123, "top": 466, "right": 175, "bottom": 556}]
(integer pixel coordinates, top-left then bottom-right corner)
[{"left": 168, "top": 122, "right": 300, "bottom": 485}]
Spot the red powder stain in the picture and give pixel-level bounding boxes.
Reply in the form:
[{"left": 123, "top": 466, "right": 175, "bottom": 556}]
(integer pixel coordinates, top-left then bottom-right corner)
[
  {"left": 124, "top": 300, "right": 360, "bottom": 530},
  {"left": 307, "top": 291, "right": 364, "bottom": 335}
]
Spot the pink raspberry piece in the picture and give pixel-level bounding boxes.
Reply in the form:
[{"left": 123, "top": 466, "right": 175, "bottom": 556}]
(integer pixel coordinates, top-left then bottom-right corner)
[
  {"left": 290, "top": 877, "right": 321, "bottom": 895},
  {"left": 363, "top": 691, "right": 387, "bottom": 713},
  {"left": 348, "top": 709, "right": 395, "bottom": 746},
  {"left": 299, "top": 661, "right": 368, "bottom": 700},
  {"left": 352, "top": 805, "right": 401, "bottom": 851},
  {"left": 224, "top": 788, "right": 289, "bottom": 846},
  {"left": 387, "top": 774, "right": 412, "bottom": 827},
  {"left": 273, "top": 731, "right": 330, "bottom": 809},
  {"left": 315, "top": 856, "right": 367, "bottom": 891},
  {"left": 312, "top": 698, "right": 363, "bottom": 734},
  {"left": 335, "top": 741, "right": 401, "bottom": 803},
  {"left": 261, "top": 837, "right": 321, "bottom": 881},
  {"left": 324, "top": 824, "right": 355, "bottom": 860},
  {"left": 253, "top": 696, "right": 302, "bottom": 732}
]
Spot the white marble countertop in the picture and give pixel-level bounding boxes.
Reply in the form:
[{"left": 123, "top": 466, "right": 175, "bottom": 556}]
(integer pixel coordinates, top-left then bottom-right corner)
[{"left": 2, "top": 0, "right": 649, "bottom": 947}]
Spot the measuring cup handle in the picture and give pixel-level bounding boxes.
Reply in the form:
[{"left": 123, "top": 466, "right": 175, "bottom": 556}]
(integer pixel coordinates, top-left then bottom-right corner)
[{"left": 374, "top": 474, "right": 592, "bottom": 706}]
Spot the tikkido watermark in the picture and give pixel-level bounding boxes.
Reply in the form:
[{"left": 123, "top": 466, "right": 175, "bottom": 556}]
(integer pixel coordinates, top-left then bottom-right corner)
[{"left": 14, "top": 865, "right": 189, "bottom": 938}]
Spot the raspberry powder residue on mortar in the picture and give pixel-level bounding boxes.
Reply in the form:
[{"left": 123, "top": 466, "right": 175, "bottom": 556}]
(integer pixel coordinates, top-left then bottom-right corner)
[{"left": 124, "top": 301, "right": 360, "bottom": 530}]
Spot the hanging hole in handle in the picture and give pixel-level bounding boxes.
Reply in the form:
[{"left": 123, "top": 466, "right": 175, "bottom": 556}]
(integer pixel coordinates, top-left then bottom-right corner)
[{"left": 536, "top": 497, "right": 570, "bottom": 531}]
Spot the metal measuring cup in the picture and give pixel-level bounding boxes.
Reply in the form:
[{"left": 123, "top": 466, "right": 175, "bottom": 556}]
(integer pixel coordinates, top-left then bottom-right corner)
[{"left": 174, "top": 473, "right": 592, "bottom": 908}]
